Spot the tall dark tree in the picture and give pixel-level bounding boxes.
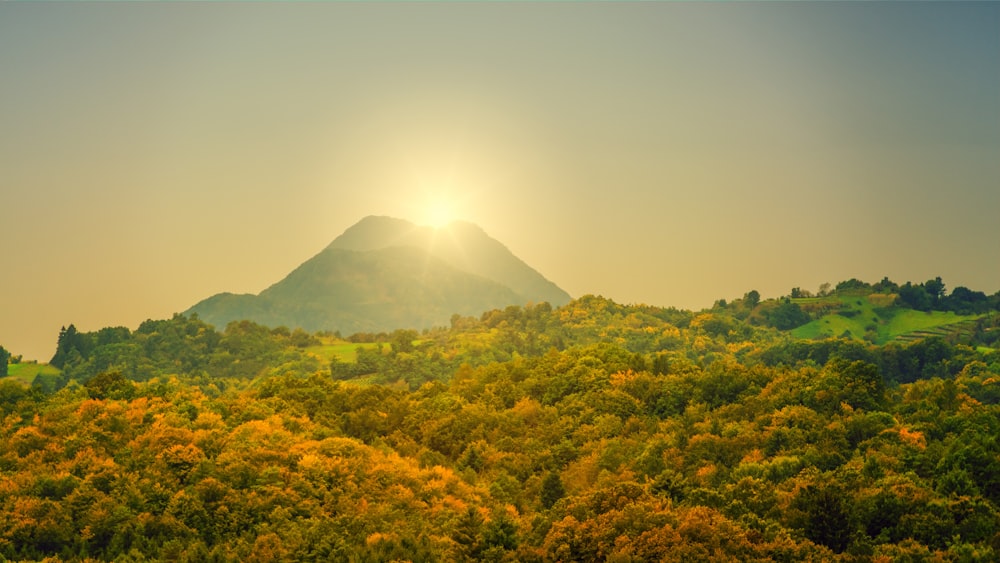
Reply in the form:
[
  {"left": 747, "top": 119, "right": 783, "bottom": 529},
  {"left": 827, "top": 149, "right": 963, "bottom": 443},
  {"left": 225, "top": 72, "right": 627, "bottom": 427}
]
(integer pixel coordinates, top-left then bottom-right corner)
[
  {"left": 924, "top": 277, "right": 946, "bottom": 308},
  {"left": 768, "top": 300, "right": 810, "bottom": 330},
  {"left": 452, "top": 507, "right": 484, "bottom": 561},
  {"left": 898, "top": 283, "right": 932, "bottom": 311},
  {"left": 540, "top": 472, "right": 566, "bottom": 509},
  {"left": 482, "top": 510, "right": 519, "bottom": 553},
  {"left": 0, "top": 345, "right": 9, "bottom": 377},
  {"left": 795, "top": 484, "right": 853, "bottom": 553},
  {"left": 50, "top": 324, "right": 90, "bottom": 369}
]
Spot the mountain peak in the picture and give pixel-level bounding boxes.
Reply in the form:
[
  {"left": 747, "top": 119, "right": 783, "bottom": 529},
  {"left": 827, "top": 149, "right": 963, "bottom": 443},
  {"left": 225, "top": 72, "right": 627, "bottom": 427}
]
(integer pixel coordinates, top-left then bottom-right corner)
[
  {"left": 328, "top": 216, "right": 569, "bottom": 305},
  {"left": 326, "top": 215, "right": 422, "bottom": 252},
  {"left": 328, "top": 216, "right": 490, "bottom": 250},
  {"left": 186, "top": 215, "right": 570, "bottom": 335}
]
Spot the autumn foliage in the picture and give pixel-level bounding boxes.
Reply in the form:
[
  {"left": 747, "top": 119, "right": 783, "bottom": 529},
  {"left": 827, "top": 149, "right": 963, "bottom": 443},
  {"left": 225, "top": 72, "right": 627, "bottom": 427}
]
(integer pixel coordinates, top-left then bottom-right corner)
[{"left": 1, "top": 296, "right": 999, "bottom": 561}]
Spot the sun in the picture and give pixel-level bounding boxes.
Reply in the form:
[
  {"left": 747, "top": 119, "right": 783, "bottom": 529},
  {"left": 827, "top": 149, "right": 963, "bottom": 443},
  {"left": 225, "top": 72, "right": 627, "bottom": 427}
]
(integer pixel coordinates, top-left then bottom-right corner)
[{"left": 423, "top": 199, "right": 457, "bottom": 229}]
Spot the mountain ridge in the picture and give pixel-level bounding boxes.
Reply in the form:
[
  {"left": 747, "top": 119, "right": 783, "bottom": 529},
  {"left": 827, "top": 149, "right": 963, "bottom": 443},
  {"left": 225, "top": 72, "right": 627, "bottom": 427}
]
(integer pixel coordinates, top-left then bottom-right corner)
[
  {"left": 185, "top": 216, "right": 571, "bottom": 335},
  {"left": 327, "top": 215, "right": 570, "bottom": 306}
]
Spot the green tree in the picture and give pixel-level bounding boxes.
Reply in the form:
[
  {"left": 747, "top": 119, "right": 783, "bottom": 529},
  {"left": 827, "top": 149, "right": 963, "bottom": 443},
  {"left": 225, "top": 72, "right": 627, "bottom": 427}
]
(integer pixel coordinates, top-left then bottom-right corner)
[
  {"left": 482, "top": 510, "right": 519, "bottom": 554},
  {"left": 924, "top": 277, "right": 945, "bottom": 307},
  {"left": 872, "top": 277, "right": 898, "bottom": 293},
  {"left": 541, "top": 472, "right": 565, "bottom": 509},
  {"left": 836, "top": 278, "right": 872, "bottom": 292},
  {"left": 51, "top": 324, "right": 90, "bottom": 369},
  {"left": 0, "top": 345, "right": 9, "bottom": 377},
  {"left": 390, "top": 329, "right": 418, "bottom": 355},
  {"left": 84, "top": 370, "right": 136, "bottom": 400},
  {"left": 0, "top": 379, "right": 28, "bottom": 414},
  {"left": 768, "top": 300, "right": 810, "bottom": 330},
  {"left": 453, "top": 507, "right": 484, "bottom": 561},
  {"left": 945, "top": 286, "right": 988, "bottom": 314},
  {"left": 794, "top": 484, "right": 853, "bottom": 553},
  {"left": 898, "top": 282, "right": 932, "bottom": 311},
  {"left": 833, "top": 359, "right": 886, "bottom": 411}
]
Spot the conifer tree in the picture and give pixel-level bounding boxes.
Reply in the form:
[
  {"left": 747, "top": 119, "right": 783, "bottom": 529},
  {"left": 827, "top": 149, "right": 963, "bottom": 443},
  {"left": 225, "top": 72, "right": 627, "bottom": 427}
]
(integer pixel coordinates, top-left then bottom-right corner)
[{"left": 541, "top": 472, "right": 566, "bottom": 509}]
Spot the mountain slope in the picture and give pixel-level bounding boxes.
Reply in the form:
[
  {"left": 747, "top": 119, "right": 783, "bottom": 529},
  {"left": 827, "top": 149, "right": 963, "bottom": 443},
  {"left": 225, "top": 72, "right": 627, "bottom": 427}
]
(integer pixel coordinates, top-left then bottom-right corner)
[
  {"left": 328, "top": 215, "right": 570, "bottom": 306},
  {"left": 185, "top": 217, "right": 570, "bottom": 334}
]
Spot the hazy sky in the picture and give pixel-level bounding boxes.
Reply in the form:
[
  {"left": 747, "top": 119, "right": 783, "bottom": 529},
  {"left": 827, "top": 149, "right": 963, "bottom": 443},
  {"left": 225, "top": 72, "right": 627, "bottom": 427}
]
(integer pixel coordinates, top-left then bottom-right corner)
[{"left": 2, "top": 2, "right": 998, "bottom": 361}]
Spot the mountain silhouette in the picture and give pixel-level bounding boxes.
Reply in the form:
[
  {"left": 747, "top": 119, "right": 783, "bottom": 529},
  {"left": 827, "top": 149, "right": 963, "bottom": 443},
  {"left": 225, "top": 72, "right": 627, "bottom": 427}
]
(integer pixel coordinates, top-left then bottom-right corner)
[{"left": 185, "top": 216, "right": 571, "bottom": 335}]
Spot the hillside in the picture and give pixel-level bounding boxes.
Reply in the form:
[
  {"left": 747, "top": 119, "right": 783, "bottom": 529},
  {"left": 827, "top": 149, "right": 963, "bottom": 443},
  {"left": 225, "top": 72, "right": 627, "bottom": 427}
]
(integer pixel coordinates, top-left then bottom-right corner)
[
  {"left": 328, "top": 216, "right": 571, "bottom": 307},
  {"left": 790, "top": 293, "right": 979, "bottom": 344},
  {"left": 186, "top": 216, "right": 570, "bottom": 335},
  {"left": 708, "top": 278, "right": 999, "bottom": 350},
  {"left": 3, "top": 361, "right": 59, "bottom": 387},
  {"left": 2, "top": 293, "right": 999, "bottom": 561}
]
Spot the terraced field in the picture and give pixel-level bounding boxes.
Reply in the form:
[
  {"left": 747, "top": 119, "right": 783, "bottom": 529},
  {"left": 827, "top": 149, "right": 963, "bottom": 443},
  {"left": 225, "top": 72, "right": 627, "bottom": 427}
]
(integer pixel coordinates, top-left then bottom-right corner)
[
  {"left": 892, "top": 318, "right": 979, "bottom": 343},
  {"left": 790, "top": 294, "right": 980, "bottom": 345}
]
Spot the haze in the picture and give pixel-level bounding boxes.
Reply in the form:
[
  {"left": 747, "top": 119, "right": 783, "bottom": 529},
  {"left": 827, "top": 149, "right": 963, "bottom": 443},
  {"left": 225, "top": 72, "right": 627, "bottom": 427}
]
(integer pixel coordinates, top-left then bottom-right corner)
[{"left": 2, "top": 2, "right": 998, "bottom": 361}]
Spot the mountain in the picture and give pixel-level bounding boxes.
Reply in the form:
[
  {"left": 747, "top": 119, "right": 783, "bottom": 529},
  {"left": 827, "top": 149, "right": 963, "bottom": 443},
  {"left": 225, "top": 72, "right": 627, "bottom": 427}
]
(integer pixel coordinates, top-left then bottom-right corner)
[
  {"left": 185, "top": 216, "right": 571, "bottom": 334},
  {"left": 328, "top": 216, "right": 570, "bottom": 306}
]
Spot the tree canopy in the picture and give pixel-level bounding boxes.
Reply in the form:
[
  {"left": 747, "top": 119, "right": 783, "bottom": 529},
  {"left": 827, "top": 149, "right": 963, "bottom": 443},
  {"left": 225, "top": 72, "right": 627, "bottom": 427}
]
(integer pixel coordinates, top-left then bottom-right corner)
[{"left": 1, "top": 278, "right": 998, "bottom": 561}]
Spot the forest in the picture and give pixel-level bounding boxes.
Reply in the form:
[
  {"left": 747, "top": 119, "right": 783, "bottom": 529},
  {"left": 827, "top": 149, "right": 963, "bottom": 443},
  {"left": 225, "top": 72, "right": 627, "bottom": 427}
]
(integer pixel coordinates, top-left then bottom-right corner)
[{"left": 1, "top": 279, "right": 999, "bottom": 562}]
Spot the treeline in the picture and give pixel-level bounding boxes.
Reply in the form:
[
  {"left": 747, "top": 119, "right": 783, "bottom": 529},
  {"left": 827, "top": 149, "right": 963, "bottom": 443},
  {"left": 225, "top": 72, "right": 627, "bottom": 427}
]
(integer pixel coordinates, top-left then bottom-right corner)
[
  {"left": 836, "top": 277, "right": 1000, "bottom": 315},
  {"left": 1, "top": 291, "right": 999, "bottom": 561},
  {"left": 19, "top": 287, "right": 1000, "bottom": 395},
  {"left": 39, "top": 317, "right": 321, "bottom": 392},
  {"left": 712, "top": 276, "right": 1000, "bottom": 334}
]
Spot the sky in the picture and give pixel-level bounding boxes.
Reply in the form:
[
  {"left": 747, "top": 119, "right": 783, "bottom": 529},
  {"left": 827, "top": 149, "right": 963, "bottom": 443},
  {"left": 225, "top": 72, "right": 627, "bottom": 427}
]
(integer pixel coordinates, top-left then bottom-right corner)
[{"left": 2, "top": 2, "right": 998, "bottom": 361}]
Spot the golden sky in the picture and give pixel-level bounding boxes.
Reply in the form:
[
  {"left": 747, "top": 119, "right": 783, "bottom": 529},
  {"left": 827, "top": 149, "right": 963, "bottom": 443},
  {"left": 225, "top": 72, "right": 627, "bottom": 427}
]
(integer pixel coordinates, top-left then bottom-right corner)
[{"left": 2, "top": 3, "right": 998, "bottom": 360}]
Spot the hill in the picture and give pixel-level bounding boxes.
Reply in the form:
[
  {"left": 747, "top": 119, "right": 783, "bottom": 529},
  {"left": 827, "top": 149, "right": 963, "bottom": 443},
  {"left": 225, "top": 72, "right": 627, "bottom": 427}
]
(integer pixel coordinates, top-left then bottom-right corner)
[
  {"left": 712, "top": 277, "right": 1000, "bottom": 349},
  {"left": 790, "top": 293, "right": 978, "bottom": 344},
  {"left": 3, "top": 292, "right": 999, "bottom": 561},
  {"left": 185, "top": 216, "right": 570, "bottom": 334}
]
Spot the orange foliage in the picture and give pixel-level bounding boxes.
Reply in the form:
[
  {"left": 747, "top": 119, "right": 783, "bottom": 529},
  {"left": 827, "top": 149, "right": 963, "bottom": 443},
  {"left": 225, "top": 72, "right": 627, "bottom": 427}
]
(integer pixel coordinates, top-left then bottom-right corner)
[{"left": 897, "top": 427, "right": 926, "bottom": 449}]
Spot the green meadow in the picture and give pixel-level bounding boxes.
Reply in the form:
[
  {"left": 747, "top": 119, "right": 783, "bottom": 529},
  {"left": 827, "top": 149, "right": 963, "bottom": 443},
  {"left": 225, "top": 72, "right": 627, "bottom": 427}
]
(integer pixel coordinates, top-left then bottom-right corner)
[
  {"left": 791, "top": 294, "right": 978, "bottom": 344},
  {"left": 887, "top": 309, "right": 971, "bottom": 336},
  {"left": 4, "top": 362, "right": 60, "bottom": 386}
]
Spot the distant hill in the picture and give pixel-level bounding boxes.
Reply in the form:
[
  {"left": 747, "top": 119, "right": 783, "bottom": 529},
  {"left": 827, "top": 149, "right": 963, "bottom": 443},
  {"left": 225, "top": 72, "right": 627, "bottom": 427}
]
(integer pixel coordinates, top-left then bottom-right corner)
[
  {"left": 788, "top": 293, "right": 978, "bottom": 344},
  {"left": 719, "top": 277, "right": 999, "bottom": 346},
  {"left": 185, "top": 216, "right": 571, "bottom": 335}
]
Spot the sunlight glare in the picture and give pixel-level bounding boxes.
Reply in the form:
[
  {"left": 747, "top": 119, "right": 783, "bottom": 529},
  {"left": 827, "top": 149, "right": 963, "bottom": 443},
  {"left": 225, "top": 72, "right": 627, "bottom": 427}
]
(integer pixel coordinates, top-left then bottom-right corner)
[{"left": 424, "top": 199, "right": 457, "bottom": 229}]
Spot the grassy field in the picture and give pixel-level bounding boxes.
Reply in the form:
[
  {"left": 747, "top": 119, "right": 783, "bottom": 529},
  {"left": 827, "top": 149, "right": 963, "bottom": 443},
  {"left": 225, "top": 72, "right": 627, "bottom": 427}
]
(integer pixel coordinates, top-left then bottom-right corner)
[
  {"left": 305, "top": 340, "right": 383, "bottom": 363},
  {"left": 4, "top": 362, "right": 60, "bottom": 386},
  {"left": 886, "top": 310, "right": 969, "bottom": 336},
  {"left": 791, "top": 294, "right": 977, "bottom": 345},
  {"left": 792, "top": 295, "right": 882, "bottom": 341}
]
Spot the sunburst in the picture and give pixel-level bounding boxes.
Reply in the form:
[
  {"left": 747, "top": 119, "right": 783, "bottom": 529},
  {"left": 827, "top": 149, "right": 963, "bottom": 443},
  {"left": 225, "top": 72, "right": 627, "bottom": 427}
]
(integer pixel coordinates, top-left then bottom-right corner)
[{"left": 423, "top": 198, "right": 457, "bottom": 229}]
